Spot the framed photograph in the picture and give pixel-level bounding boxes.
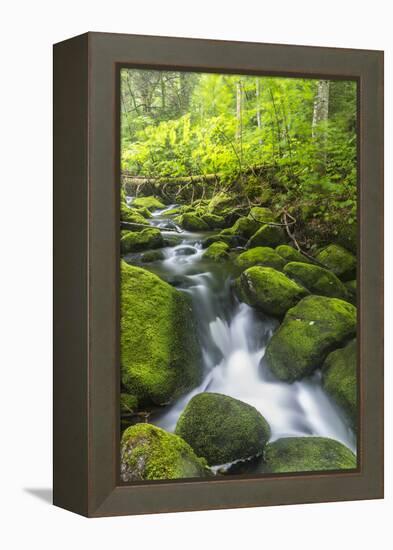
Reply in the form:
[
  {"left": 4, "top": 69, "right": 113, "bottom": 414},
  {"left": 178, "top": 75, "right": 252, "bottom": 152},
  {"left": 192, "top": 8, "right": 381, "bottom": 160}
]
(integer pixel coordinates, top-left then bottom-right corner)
[{"left": 53, "top": 32, "right": 383, "bottom": 517}]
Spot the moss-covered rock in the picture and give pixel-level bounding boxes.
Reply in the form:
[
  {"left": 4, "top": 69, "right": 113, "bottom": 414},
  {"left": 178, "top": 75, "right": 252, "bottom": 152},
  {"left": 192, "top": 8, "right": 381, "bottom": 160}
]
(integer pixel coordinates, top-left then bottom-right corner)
[
  {"left": 200, "top": 213, "right": 226, "bottom": 229},
  {"left": 132, "top": 206, "right": 152, "bottom": 219},
  {"left": 141, "top": 249, "right": 165, "bottom": 263},
  {"left": 345, "top": 280, "right": 357, "bottom": 304},
  {"left": 202, "top": 234, "right": 242, "bottom": 249},
  {"left": 164, "top": 206, "right": 185, "bottom": 217},
  {"left": 178, "top": 212, "right": 209, "bottom": 231},
  {"left": 247, "top": 224, "right": 286, "bottom": 248},
  {"left": 248, "top": 206, "right": 275, "bottom": 223},
  {"left": 235, "top": 266, "right": 308, "bottom": 318},
  {"left": 261, "top": 437, "right": 356, "bottom": 473},
  {"left": 120, "top": 203, "right": 149, "bottom": 226},
  {"left": 234, "top": 247, "right": 286, "bottom": 271},
  {"left": 121, "top": 262, "right": 202, "bottom": 406},
  {"left": 120, "top": 228, "right": 164, "bottom": 254},
  {"left": 275, "top": 244, "right": 312, "bottom": 265},
  {"left": 322, "top": 340, "right": 357, "bottom": 430},
  {"left": 220, "top": 216, "right": 260, "bottom": 239},
  {"left": 175, "top": 393, "right": 271, "bottom": 465},
  {"left": 203, "top": 242, "right": 230, "bottom": 262},
  {"left": 207, "top": 192, "right": 237, "bottom": 214},
  {"left": 120, "top": 423, "right": 210, "bottom": 481},
  {"left": 265, "top": 295, "right": 356, "bottom": 382},
  {"left": 131, "top": 196, "right": 165, "bottom": 210},
  {"left": 315, "top": 244, "right": 356, "bottom": 281},
  {"left": 284, "top": 261, "right": 349, "bottom": 300},
  {"left": 120, "top": 393, "right": 138, "bottom": 414}
]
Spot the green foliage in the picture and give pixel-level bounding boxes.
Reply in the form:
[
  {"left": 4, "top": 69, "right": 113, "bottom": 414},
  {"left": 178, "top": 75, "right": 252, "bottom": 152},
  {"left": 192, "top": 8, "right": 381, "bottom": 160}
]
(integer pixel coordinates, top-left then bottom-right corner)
[{"left": 121, "top": 69, "right": 357, "bottom": 228}]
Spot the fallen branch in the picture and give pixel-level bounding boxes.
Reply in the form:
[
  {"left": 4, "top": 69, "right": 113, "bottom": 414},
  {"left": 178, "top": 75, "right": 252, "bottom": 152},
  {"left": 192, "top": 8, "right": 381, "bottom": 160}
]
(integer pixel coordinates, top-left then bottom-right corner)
[{"left": 282, "top": 211, "right": 328, "bottom": 268}]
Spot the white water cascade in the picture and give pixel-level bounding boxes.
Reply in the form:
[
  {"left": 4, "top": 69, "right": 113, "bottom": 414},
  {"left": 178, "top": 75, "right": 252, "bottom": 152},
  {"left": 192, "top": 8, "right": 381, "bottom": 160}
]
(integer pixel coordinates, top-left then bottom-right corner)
[{"left": 126, "top": 200, "right": 356, "bottom": 458}]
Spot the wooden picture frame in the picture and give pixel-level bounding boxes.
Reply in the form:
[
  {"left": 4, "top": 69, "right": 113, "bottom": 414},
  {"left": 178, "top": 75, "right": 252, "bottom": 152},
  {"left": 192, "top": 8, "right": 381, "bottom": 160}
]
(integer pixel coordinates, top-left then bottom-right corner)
[{"left": 53, "top": 32, "right": 384, "bottom": 517}]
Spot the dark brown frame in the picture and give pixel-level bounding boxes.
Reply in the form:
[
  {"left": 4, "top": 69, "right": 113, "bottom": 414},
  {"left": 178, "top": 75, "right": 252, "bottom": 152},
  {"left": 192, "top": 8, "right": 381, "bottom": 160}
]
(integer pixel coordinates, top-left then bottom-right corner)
[{"left": 53, "top": 32, "right": 384, "bottom": 517}]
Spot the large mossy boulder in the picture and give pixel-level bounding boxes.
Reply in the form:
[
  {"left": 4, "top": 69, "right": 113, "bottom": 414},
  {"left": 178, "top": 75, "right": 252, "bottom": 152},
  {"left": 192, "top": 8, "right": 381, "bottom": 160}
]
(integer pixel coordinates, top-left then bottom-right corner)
[
  {"left": 235, "top": 266, "right": 308, "bottom": 318},
  {"left": 265, "top": 295, "right": 356, "bottom": 382},
  {"left": 220, "top": 216, "right": 260, "bottom": 239},
  {"left": 247, "top": 224, "right": 286, "bottom": 248},
  {"left": 202, "top": 234, "right": 242, "bottom": 249},
  {"left": 120, "top": 203, "right": 149, "bottom": 226},
  {"left": 322, "top": 340, "right": 357, "bottom": 430},
  {"left": 315, "top": 244, "right": 356, "bottom": 281},
  {"left": 203, "top": 242, "right": 230, "bottom": 262},
  {"left": 234, "top": 247, "right": 286, "bottom": 272},
  {"left": 120, "top": 228, "right": 164, "bottom": 254},
  {"left": 120, "top": 423, "right": 210, "bottom": 482},
  {"left": 207, "top": 191, "right": 237, "bottom": 214},
  {"left": 132, "top": 205, "right": 152, "bottom": 219},
  {"left": 261, "top": 437, "right": 356, "bottom": 473},
  {"left": 175, "top": 393, "right": 271, "bottom": 465},
  {"left": 120, "top": 262, "right": 202, "bottom": 406},
  {"left": 284, "top": 261, "right": 349, "bottom": 300},
  {"left": 178, "top": 212, "right": 209, "bottom": 231},
  {"left": 276, "top": 244, "right": 312, "bottom": 265},
  {"left": 131, "top": 195, "right": 165, "bottom": 210},
  {"left": 200, "top": 213, "right": 226, "bottom": 229}
]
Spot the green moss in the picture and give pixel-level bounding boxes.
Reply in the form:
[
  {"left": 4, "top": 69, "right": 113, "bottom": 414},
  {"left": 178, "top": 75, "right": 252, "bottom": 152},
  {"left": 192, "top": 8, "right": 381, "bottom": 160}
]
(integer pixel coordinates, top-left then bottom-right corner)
[
  {"left": 203, "top": 242, "right": 230, "bottom": 262},
  {"left": 120, "top": 393, "right": 138, "bottom": 414},
  {"left": 207, "top": 192, "right": 236, "bottom": 214},
  {"left": 220, "top": 216, "right": 260, "bottom": 239},
  {"left": 200, "top": 213, "right": 226, "bottom": 229},
  {"left": 337, "top": 223, "right": 357, "bottom": 254},
  {"left": 164, "top": 206, "right": 185, "bottom": 217},
  {"left": 141, "top": 249, "right": 165, "bottom": 263},
  {"left": 121, "top": 423, "right": 210, "bottom": 481},
  {"left": 248, "top": 207, "right": 275, "bottom": 223},
  {"left": 345, "top": 280, "right": 357, "bottom": 304},
  {"left": 120, "top": 203, "right": 149, "bottom": 226},
  {"left": 265, "top": 295, "right": 357, "bottom": 381},
  {"left": 247, "top": 224, "right": 286, "bottom": 248},
  {"left": 316, "top": 244, "right": 356, "bottom": 281},
  {"left": 132, "top": 206, "right": 152, "bottom": 219},
  {"left": 276, "top": 244, "right": 312, "bottom": 265},
  {"left": 235, "top": 266, "right": 308, "bottom": 318},
  {"left": 202, "top": 234, "right": 242, "bottom": 249},
  {"left": 175, "top": 393, "right": 271, "bottom": 465},
  {"left": 234, "top": 247, "right": 286, "bottom": 271},
  {"left": 284, "top": 261, "right": 349, "bottom": 300},
  {"left": 121, "top": 262, "right": 202, "bottom": 406},
  {"left": 120, "top": 228, "right": 164, "bottom": 254},
  {"left": 323, "top": 340, "right": 357, "bottom": 430},
  {"left": 178, "top": 212, "right": 209, "bottom": 231},
  {"left": 131, "top": 196, "right": 165, "bottom": 210},
  {"left": 261, "top": 437, "right": 357, "bottom": 473}
]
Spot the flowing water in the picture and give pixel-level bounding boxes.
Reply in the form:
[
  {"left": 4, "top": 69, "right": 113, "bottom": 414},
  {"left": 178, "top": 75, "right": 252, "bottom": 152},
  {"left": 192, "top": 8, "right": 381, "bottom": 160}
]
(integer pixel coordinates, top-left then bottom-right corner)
[{"left": 124, "top": 200, "right": 356, "bottom": 466}]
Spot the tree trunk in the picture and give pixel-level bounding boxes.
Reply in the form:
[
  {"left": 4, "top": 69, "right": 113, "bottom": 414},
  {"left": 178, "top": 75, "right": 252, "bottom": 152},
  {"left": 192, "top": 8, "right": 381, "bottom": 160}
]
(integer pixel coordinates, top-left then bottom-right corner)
[
  {"left": 312, "top": 80, "right": 330, "bottom": 173},
  {"left": 312, "top": 80, "right": 330, "bottom": 137}
]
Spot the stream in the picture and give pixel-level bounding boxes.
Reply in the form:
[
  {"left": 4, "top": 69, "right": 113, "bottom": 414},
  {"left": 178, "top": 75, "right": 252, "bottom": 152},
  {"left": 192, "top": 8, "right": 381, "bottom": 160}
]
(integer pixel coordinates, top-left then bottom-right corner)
[{"left": 123, "top": 199, "right": 357, "bottom": 468}]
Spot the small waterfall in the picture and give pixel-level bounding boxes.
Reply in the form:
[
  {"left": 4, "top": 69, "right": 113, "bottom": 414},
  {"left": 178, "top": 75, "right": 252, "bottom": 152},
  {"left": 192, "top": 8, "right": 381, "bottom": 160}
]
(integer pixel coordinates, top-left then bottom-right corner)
[{"left": 127, "top": 200, "right": 356, "bottom": 455}]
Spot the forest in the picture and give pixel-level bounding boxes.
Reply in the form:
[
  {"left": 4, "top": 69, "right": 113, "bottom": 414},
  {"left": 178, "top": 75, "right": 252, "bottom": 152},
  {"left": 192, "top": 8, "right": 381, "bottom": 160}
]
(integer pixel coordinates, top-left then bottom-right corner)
[{"left": 119, "top": 69, "right": 358, "bottom": 482}]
